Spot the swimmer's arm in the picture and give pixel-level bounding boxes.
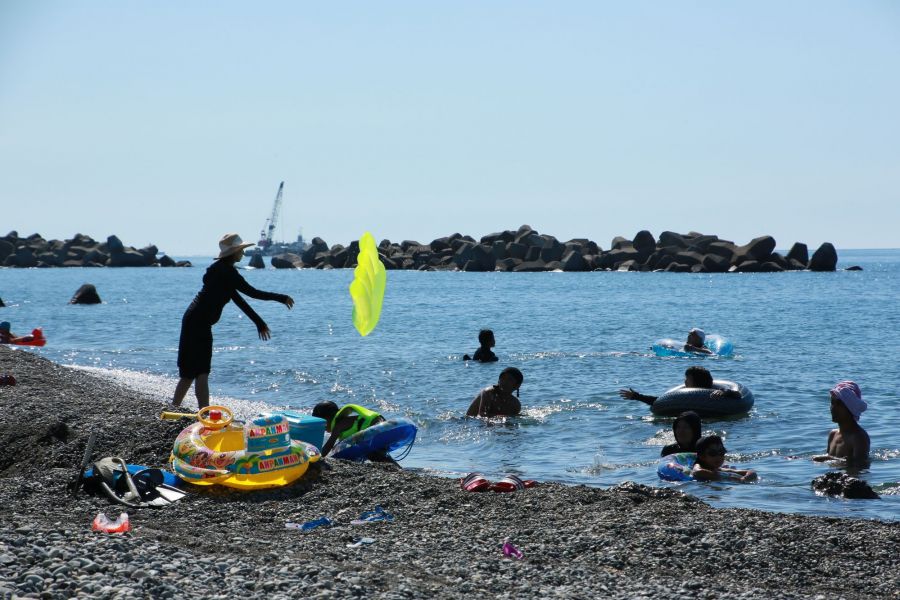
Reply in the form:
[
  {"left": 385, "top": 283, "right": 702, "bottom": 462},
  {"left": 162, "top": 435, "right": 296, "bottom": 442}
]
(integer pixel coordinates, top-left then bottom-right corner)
[
  {"left": 618, "top": 388, "right": 656, "bottom": 406},
  {"left": 685, "top": 344, "right": 713, "bottom": 354},
  {"left": 320, "top": 418, "right": 354, "bottom": 456},
  {"left": 720, "top": 467, "right": 758, "bottom": 482},
  {"left": 466, "top": 389, "right": 492, "bottom": 417},
  {"left": 690, "top": 465, "right": 719, "bottom": 481},
  {"left": 813, "top": 430, "right": 839, "bottom": 461}
]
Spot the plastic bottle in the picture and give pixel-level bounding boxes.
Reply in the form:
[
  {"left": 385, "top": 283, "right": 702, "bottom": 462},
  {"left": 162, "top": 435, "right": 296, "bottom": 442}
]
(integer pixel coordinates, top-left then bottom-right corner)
[{"left": 92, "top": 512, "right": 131, "bottom": 533}]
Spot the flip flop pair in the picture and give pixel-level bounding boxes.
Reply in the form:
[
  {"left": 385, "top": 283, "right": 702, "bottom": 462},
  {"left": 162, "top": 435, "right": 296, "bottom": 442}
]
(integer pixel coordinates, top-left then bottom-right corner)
[{"left": 460, "top": 472, "right": 537, "bottom": 493}]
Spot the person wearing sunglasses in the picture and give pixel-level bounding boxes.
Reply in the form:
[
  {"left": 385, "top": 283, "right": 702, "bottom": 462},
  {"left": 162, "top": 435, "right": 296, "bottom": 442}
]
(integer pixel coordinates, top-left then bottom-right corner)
[{"left": 691, "top": 435, "right": 757, "bottom": 482}]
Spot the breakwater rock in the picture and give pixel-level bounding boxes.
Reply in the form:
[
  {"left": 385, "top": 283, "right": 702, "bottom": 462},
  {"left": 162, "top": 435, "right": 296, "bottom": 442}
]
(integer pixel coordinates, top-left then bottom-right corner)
[
  {"left": 0, "top": 231, "right": 191, "bottom": 268},
  {"left": 812, "top": 472, "right": 880, "bottom": 500},
  {"left": 270, "top": 226, "right": 841, "bottom": 273}
]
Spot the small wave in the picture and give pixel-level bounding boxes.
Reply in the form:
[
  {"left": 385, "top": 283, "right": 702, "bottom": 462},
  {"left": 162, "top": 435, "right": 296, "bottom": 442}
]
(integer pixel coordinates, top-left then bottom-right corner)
[{"left": 72, "top": 366, "right": 280, "bottom": 419}]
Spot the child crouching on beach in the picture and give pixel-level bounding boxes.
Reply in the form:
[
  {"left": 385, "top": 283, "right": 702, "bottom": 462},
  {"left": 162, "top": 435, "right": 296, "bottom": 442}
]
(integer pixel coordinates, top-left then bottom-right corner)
[
  {"left": 691, "top": 435, "right": 757, "bottom": 482},
  {"left": 312, "top": 401, "right": 399, "bottom": 467}
]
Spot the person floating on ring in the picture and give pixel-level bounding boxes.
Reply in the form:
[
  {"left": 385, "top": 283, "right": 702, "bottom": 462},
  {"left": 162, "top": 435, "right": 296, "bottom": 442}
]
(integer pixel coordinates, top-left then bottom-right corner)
[
  {"left": 171, "top": 233, "right": 294, "bottom": 409},
  {"left": 683, "top": 328, "right": 713, "bottom": 355},
  {"left": 619, "top": 366, "right": 739, "bottom": 408}
]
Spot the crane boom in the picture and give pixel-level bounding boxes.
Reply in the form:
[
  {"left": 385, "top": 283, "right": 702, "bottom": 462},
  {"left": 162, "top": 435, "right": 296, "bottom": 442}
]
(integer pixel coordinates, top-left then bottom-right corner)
[{"left": 258, "top": 181, "right": 284, "bottom": 250}]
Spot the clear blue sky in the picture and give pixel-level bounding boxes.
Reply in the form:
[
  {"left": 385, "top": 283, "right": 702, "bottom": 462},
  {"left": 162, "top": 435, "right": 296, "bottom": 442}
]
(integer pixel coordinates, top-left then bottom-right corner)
[{"left": 2, "top": 1, "right": 898, "bottom": 255}]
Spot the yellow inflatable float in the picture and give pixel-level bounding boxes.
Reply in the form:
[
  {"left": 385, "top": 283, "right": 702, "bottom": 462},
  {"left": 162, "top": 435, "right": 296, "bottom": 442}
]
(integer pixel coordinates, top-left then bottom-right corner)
[
  {"left": 169, "top": 406, "right": 320, "bottom": 490},
  {"left": 349, "top": 232, "right": 386, "bottom": 337}
]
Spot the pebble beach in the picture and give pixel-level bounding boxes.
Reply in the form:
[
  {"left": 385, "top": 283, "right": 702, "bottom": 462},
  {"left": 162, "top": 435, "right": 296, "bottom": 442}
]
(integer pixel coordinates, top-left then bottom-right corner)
[{"left": 0, "top": 346, "right": 898, "bottom": 599}]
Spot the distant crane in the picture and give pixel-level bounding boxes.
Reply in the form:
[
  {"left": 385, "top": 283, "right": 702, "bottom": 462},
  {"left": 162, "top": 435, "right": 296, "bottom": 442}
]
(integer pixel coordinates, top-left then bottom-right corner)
[{"left": 257, "top": 181, "right": 284, "bottom": 251}]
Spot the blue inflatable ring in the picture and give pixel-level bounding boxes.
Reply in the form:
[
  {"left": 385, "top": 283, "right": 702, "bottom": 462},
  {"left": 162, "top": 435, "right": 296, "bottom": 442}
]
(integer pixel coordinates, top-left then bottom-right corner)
[
  {"left": 332, "top": 418, "right": 417, "bottom": 461},
  {"left": 652, "top": 334, "right": 734, "bottom": 358},
  {"left": 657, "top": 452, "right": 697, "bottom": 482}
]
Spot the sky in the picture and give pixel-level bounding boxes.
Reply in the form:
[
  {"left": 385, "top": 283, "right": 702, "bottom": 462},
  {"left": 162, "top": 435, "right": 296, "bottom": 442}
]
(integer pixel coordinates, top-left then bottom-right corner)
[{"left": 1, "top": 1, "right": 899, "bottom": 256}]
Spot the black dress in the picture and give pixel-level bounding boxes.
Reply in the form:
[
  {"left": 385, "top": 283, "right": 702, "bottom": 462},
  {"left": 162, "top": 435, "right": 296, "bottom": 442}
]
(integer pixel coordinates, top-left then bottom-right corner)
[{"left": 177, "top": 260, "right": 287, "bottom": 378}]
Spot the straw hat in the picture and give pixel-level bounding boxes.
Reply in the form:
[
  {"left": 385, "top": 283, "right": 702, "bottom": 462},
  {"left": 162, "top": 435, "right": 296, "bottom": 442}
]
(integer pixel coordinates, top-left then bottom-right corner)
[{"left": 217, "top": 233, "right": 254, "bottom": 259}]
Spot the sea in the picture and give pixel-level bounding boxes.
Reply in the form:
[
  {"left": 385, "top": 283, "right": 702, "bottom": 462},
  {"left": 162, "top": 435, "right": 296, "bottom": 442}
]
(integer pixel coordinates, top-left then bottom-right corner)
[{"left": 2, "top": 249, "right": 898, "bottom": 521}]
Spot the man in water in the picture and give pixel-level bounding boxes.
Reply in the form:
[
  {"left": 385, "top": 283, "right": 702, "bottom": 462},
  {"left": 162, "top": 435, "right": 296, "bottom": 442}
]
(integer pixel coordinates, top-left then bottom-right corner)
[
  {"left": 619, "top": 366, "right": 738, "bottom": 407},
  {"left": 0, "top": 321, "right": 39, "bottom": 345},
  {"left": 813, "top": 380, "right": 870, "bottom": 467},
  {"left": 463, "top": 329, "right": 499, "bottom": 362},
  {"left": 466, "top": 367, "right": 523, "bottom": 417},
  {"left": 684, "top": 328, "right": 712, "bottom": 354}
]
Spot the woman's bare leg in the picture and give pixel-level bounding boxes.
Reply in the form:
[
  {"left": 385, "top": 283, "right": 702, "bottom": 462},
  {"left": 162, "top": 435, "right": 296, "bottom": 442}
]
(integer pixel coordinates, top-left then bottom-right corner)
[
  {"left": 172, "top": 377, "right": 194, "bottom": 407},
  {"left": 195, "top": 373, "right": 210, "bottom": 409}
]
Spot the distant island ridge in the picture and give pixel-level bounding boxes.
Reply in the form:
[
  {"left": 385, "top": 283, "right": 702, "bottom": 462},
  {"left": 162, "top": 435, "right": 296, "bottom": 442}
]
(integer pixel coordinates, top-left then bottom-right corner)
[{"left": 2, "top": 227, "right": 844, "bottom": 273}]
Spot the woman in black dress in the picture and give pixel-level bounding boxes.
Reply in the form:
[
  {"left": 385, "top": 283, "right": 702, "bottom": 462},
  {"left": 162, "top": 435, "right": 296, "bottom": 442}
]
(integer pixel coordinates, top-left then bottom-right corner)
[{"left": 172, "top": 233, "right": 294, "bottom": 408}]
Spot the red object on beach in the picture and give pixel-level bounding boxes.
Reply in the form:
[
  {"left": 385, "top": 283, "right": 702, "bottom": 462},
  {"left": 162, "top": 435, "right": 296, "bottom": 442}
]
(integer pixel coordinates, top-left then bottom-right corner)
[
  {"left": 8, "top": 328, "right": 46, "bottom": 347},
  {"left": 208, "top": 410, "right": 222, "bottom": 421},
  {"left": 0, "top": 374, "right": 15, "bottom": 386},
  {"left": 92, "top": 512, "right": 131, "bottom": 534}
]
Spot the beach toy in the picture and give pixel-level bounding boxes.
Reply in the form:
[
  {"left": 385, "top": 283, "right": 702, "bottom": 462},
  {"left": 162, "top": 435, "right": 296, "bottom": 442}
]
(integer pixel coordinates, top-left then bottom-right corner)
[
  {"left": 331, "top": 418, "right": 417, "bottom": 462},
  {"left": 651, "top": 380, "right": 754, "bottom": 418},
  {"left": 657, "top": 452, "right": 697, "bottom": 482},
  {"left": 349, "top": 232, "right": 386, "bottom": 336},
  {"left": 92, "top": 512, "right": 131, "bottom": 534},
  {"left": 652, "top": 334, "right": 733, "bottom": 358},
  {"left": 502, "top": 541, "right": 524, "bottom": 560},
  {"left": 169, "top": 407, "right": 319, "bottom": 490}
]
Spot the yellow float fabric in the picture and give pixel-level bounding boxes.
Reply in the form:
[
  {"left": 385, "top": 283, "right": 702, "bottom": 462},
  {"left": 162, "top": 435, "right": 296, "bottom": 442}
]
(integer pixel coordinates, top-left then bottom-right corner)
[{"left": 349, "top": 232, "right": 386, "bottom": 336}]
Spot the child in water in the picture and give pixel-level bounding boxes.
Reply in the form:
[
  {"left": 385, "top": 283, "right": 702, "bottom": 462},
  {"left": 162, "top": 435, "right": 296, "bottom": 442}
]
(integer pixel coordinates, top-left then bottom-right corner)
[
  {"left": 813, "top": 380, "right": 870, "bottom": 467},
  {"left": 463, "top": 329, "right": 499, "bottom": 362},
  {"left": 684, "top": 328, "right": 712, "bottom": 354},
  {"left": 661, "top": 411, "right": 702, "bottom": 457},
  {"left": 0, "top": 321, "right": 39, "bottom": 344},
  {"left": 466, "top": 367, "right": 523, "bottom": 417},
  {"left": 691, "top": 435, "right": 757, "bottom": 482},
  {"left": 312, "top": 401, "right": 399, "bottom": 466}
]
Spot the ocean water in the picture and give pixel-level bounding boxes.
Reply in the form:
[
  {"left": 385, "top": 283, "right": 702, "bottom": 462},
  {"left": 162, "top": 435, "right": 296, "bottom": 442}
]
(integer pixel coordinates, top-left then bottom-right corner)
[{"left": 2, "top": 249, "right": 899, "bottom": 520}]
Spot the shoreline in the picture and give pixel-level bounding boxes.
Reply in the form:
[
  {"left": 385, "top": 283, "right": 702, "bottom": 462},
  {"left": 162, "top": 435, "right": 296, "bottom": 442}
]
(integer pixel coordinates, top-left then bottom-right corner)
[{"left": 1, "top": 347, "right": 898, "bottom": 599}]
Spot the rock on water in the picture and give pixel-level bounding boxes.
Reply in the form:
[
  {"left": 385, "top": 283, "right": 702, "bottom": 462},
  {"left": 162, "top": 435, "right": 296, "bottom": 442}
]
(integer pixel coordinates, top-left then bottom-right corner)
[
  {"left": 69, "top": 284, "right": 101, "bottom": 305},
  {"left": 812, "top": 472, "right": 880, "bottom": 499}
]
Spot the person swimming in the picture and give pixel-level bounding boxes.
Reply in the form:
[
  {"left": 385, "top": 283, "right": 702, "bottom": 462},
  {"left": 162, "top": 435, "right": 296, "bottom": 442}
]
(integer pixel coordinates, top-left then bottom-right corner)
[
  {"left": 813, "top": 380, "right": 870, "bottom": 467},
  {"left": 619, "top": 366, "right": 738, "bottom": 407},
  {"left": 691, "top": 435, "right": 757, "bottom": 482},
  {"left": 684, "top": 328, "right": 712, "bottom": 354},
  {"left": 660, "top": 411, "right": 702, "bottom": 457},
  {"left": 466, "top": 367, "right": 523, "bottom": 417},
  {"left": 463, "top": 329, "right": 499, "bottom": 362}
]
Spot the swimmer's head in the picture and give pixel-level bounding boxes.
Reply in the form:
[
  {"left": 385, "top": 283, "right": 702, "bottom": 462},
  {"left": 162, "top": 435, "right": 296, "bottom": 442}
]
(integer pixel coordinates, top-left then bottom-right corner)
[
  {"left": 684, "top": 366, "right": 713, "bottom": 389},
  {"left": 312, "top": 401, "right": 339, "bottom": 429},
  {"left": 478, "top": 329, "right": 495, "bottom": 347},
  {"left": 0, "top": 322, "right": 9, "bottom": 332},
  {"left": 695, "top": 434, "right": 727, "bottom": 469},
  {"left": 498, "top": 367, "right": 524, "bottom": 396},
  {"left": 688, "top": 328, "right": 706, "bottom": 343},
  {"left": 673, "top": 411, "right": 702, "bottom": 449}
]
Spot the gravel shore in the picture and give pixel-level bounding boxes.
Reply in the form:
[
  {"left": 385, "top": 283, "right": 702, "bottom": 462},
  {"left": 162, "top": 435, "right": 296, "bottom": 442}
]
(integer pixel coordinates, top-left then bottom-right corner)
[{"left": 1, "top": 346, "right": 897, "bottom": 599}]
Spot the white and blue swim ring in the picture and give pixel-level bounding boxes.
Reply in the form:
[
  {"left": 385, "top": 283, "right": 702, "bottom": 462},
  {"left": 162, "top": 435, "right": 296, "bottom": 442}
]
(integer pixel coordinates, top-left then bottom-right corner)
[
  {"left": 652, "top": 334, "right": 734, "bottom": 358},
  {"left": 657, "top": 452, "right": 697, "bottom": 482}
]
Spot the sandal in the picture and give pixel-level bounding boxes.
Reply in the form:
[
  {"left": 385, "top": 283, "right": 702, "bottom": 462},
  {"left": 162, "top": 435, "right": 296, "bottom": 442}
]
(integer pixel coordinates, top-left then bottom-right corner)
[
  {"left": 351, "top": 505, "right": 394, "bottom": 525},
  {"left": 490, "top": 474, "right": 537, "bottom": 493},
  {"left": 461, "top": 472, "right": 492, "bottom": 492}
]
